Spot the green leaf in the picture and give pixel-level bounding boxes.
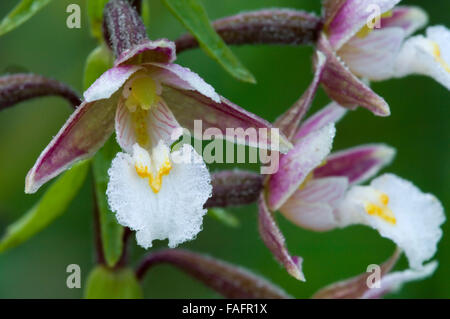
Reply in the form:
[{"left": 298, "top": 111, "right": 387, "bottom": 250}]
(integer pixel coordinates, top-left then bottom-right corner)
[
  {"left": 83, "top": 44, "right": 114, "bottom": 90},
  {"left": 142, "top": 0, "right": 150, "bottom": 26},
  {"left": 208, "top": 208, "right": 240, "bottom": 228},
  {"left": 0, "top": 0, "right": 52, "bottom": 36},
  {"left": 162, "top": 0, "right": 256, "bottom": 83},
  {"left": 85, "top": 266, "right": 143, "bottom": 299},
  {"left": 0, "top": 161, "right": 89, "bottom": 253},
  {"left": 92, "top": 137, "right": 124, "bottom": 268},
  {"left": 87, "top": 0, "right": 110, "bottom": 40}
]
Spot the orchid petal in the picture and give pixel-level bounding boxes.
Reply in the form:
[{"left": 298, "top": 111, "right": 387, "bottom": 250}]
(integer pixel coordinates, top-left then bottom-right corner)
[
  {"left": 339, "top": 27, "right": 406, "bottom": 81},
  {"left": 162, "top": 86, "right": 292, "bottom": 153},
  {"left": 115, "top": 99, "right": 182, "bottom": 154},
  {"left": 147, "top": 62, "right": 220, "bottom": 103},
  {"left": 326, "top": 0, "right": 401, "bottom": 50},
  {"left": 394, "top": 25, "right": 450, "bottom": 90},
  {"left": 115, "top": 39, "right": 177, "bottom": 67},
  {"left": 294, "top": 102, "right": 346, "bottom": 140},
  {"left": 25, "top": 97, "right": 117, "bottom": 193},
  {"left": 107, "top": 143, "right": 212, "bottom": 248},
  {"left": 279, "top": 177, "right": 348, "bottom": 231},
  {"left": 314, "top": 144, "right": 396, "bottom": 185},
  {"left": 317, "top": 34, "right": 390, "bottom": 116},
  {"left": 362, "top": 261, "right": 438, "bottom": 299},
  {"left": 268, "top": 123, "right": 336, "bottom": 211},
  {"left": 381, "top": 6, "right": 428, "bottom": 37},
  {"left": 313, "top": 248, "right": 401, "bottom": 299},
  {"left": 258, "top": 195, "right": 305, "bottom": 281},
  {"left": 337, "top": 174, "right": 445, "bottom": 269},
  {"left": 274, "top": 51, "right": 326, "bottom": 141},
  {"left": 84, "top": 65, "right": 143, "bottom": 103}
]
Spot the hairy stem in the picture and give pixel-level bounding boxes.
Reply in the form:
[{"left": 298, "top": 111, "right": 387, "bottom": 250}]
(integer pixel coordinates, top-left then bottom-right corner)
[
  {"left": 176, "top": 9, "right": 323, "bottom": 54},
  {"left": 0, "top": 73, "right": 80, "bottom": 111},
  {"left": 205, "top": 170, "right": 263, "bottom": 208}
]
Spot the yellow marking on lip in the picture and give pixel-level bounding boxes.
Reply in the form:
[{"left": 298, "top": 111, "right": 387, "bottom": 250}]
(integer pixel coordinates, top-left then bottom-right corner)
[
  {"left": 356, "top": 10, "right": 393, "bottom": 38},
  {"left": 432, "top": 42, "right": 450, "bottom": 73},
  {"left": 130, "top": 107, "right": 149, "bottom": 148},
  {"left": 364, "top": 192, "right": 396, "bottom": 225},
  {"left": 135, "top": 159, "right": 172, "bottom": 193}
]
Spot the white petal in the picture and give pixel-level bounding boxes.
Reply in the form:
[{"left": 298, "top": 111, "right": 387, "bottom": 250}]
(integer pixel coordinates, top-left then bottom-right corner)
[
  {"left": 107, "top": 143, "right": 212, "bottom": 248},
  {"left": 339, "top": 27, "right": 406, "bottom": 81},
  {"left": 84, "top": 65, "right": 143, "bottom": 102},
  {"left": 280, "top": 177, "right": 348, "bottom": 231},
  {"left": 362, "top": 261, "right": 438, "bottom": 299},
  {"left": 395, "top": 25, "right": 450, "bottom": 90},
  {"left": 337, "top": 174, "right": 445, "bottom": 269},
  {"left": 147, "top": 63, "right": 221, "bottom": 103}
]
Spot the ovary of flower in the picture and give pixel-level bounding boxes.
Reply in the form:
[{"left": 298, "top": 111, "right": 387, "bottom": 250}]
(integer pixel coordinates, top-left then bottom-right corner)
[
  {"left": 364, "top": 192, "right": 396, "bottom": 225},
  {"left": 431, "top": 42, "right": 450, "bottom": 73},
  {"left": 133, "top": 143, "right": 172, "bottom": 193}
]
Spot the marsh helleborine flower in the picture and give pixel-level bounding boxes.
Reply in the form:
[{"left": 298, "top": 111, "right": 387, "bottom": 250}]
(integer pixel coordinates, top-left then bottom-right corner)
[
  {"left": 319, "top": 0, "right": 450, "bottom": 116},
  {"left": 261, "top": 102, "right": 445, "bottom": 280},
  {"left": 25, "top": 0, "right": 291, "bottom": 249}
]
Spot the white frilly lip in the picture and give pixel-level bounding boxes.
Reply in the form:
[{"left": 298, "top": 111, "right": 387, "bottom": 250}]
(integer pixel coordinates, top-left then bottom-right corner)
[
  {"left": 106, "top": 142, "right": 212, "bottom": 248},
  {"left": 337, "top": 173, "right": 445, "bottom": 269},
  {"left": 394, "top": 25, "right": 450, "bottom": 90}
]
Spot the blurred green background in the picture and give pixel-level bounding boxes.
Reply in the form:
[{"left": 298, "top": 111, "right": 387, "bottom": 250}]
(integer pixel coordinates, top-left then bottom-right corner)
[{"left": 0, "top": 0, "right": 448, "bottom": 299}]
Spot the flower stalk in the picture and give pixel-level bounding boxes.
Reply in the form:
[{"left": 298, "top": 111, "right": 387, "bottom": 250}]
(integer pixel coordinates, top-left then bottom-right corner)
[
  {"left": 0, "top": 73, "right": 80, "bottom": 111},
  {"left": 136, "top": 249, "right": 290, "bottom": 299},
  {"left": 175, "top": 9, "right": 323, "bottom": 53},
  {"left": 205, "top": 170, "right": 263, "bottom": 208}
]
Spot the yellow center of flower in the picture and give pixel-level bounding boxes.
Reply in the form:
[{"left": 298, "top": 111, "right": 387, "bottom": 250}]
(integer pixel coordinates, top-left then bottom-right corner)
[
  {"left": 364, "top": 192, "right": 396, "bottom": 225},
  {"left": 135, "top": 159, "right": 172, "bottom": 193},
  {"left": 431, "top": 42, "right": 450, "bottom": 74},
  {"left": 124, "top": 74, "right": 161, "bottom": 149},
  {"left": 132, "top": 143, "right": 172, "bottom": 194},
  {"left": 356, "top": 11, "right": 393, "bottom": 38}
]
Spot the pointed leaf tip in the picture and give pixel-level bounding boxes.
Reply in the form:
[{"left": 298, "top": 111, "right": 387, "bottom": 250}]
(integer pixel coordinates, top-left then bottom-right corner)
[
  {"left": 163, "top": 0, "right": 255, "bottom": 83},
  {"left": 0, "top": 0, "right": 52, "bottom": 37}
]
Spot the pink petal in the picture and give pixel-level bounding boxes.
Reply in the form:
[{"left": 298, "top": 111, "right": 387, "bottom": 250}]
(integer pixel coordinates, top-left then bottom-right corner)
[
  {"left": 115, "top": 39, "right": 176, "bottom": 67},
  {"left": 314, "top": 144, "right": 395, "bottom": 185},
  {"left": 84, "top": 65, "right": 143, "bottom": 103},
  {"left": 280, "top": 177, "right": 348, "bottom": 231},
  {"left": 25, "top": 98, "right": 117, "bottom": 193},
  {"left": 326, "top": 0, "right": 401, "bottom": 50},
  {"left": 294, "top": 102, "right": 347, "bottom": 140},
  {"left": 115, "top": 98, "right": 182, "bottom": 154},
  {"left": 339, "top": 27, "right": 406, "bottom": 81},
  {"left": 162, "top": 86, "right": 292, "bottom": 153},
  {"left": 382, "top": 6, "right": 428, "bottom": 37},
  {"left": 317, "top": 34, "right": 390, "bottom": 116},
  {"left": 273, "top": 51, "right": 326, "bottom": 141},
  {"left": 258, "top": 195, "right": 305, "bottom": 281},
  {"left": 313, "top": 249, "right": 401, "bottom": 299},
  {"left": 146, "top": 62, "right": 220, "bottom": 103},
  {"left": 267, "top": 123, "right": 336, "bottom": 211}
]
